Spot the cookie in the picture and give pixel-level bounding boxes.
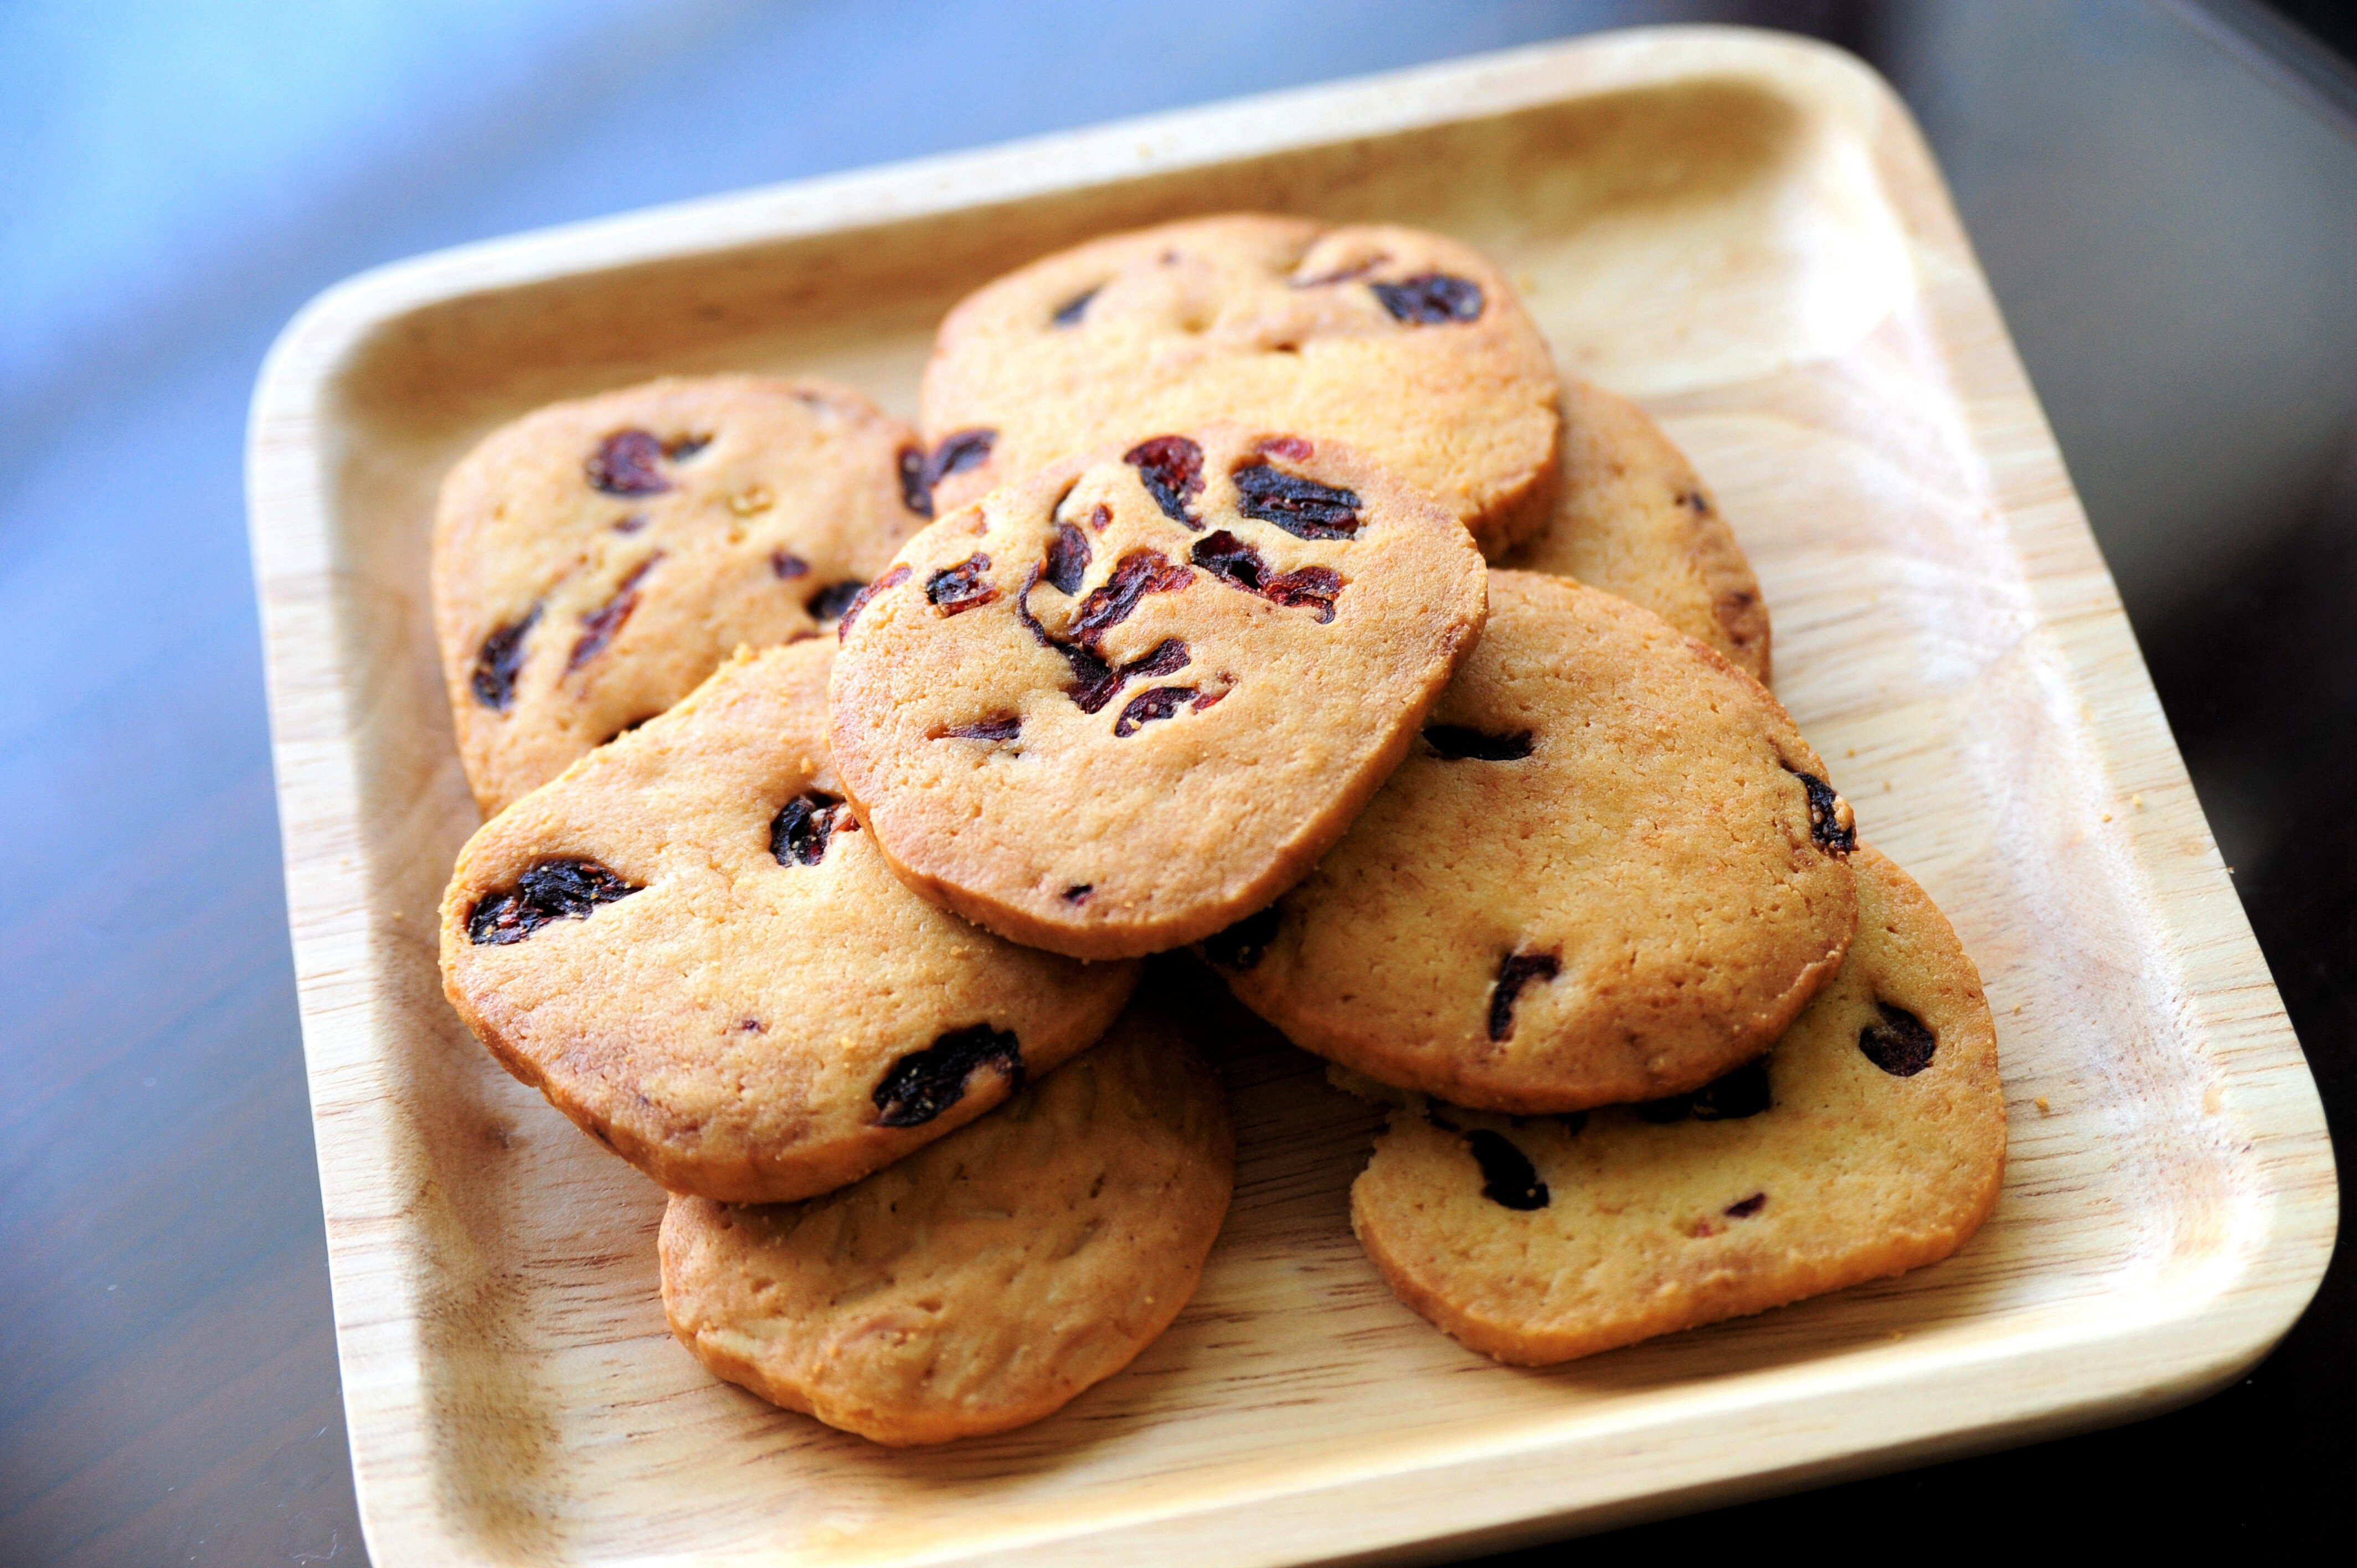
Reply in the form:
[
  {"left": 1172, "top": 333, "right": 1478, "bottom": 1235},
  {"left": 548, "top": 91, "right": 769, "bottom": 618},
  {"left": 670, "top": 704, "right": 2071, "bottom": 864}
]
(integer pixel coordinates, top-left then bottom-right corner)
[
  {"left": 433, "top": 374, "right": 926, "bottom": 815},
  {"left": 439, "top": 638, "right": 1138, "bottom": 1203},
  {"left": 1206, "top": 570, "right": 1855, "bottom": 1111},
  {"left": 918, "top": 214, "right": 1560, "bottom": 558},
  {"left": 1502, "top": 378, "right": 1771, "bottom": 682},
  {"left": 830, "top": 423, "right": 1489, "bottom": 961},
  {"left": 660, "top": 999, "right": 1234, "bottom": 1445},
  {"left": 1349, "top": 845, "right": 2005, "bottom": 1365}
]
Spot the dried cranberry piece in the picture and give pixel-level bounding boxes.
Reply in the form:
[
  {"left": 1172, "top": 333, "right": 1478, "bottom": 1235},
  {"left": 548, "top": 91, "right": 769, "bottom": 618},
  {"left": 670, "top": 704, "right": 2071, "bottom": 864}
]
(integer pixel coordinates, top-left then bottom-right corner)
[
  {"left": 1015, "top": 571, "right": 1119, "bottom": 709},
  {"left": 897, "top": 445, "right": 932, "bottom": 516},
  {"left": 770, "top": 791, "right": 845, "bottom": 866},
  {"left": 1051, "top": 286, "right": 1098, "bottom": 327},
  {"left": 1465, "top": 1129, "right": 1549, "bottom": 1210},
  {"left": 1723, "top": 1192, "right": 1768, "bottom": 1218},
  {"left": 1202, "top": 906, "right": 1280, "bottom": 970},
  {"left": 1232, "top": 463, "right": 1361, "bottom": 539},
  {"left": 1192, "top": 530, "right": 1265, "bottom": 590},
  {"left": 1692, "top": 1058, "right": 1771, "bottom": 1120},
  {"left": 924, "top": 553, "right": 999, "bottom": 615},
  {"left": 1046, "top": 523, "right": 1092, "bottom": 596},
  {"left": 1371, "top": 272, "right": 1485, "bottom": 324},
  {"left": 940, "top": 714, "right": 1021, "bottom": 741},
  {"left": 467, "top": 857, "right": 641, "bottom": 945},
  {"left": 832, "top": 566, "right": 907, "bottom": 639},
  {"left": 1260, "top": 566, "right": 1341, "bottom": 622},
  {"left": 1187, "top": 530, "right": 1344, "bottom": 623},
  {"left": 1124, "top": 436, "right": 1206, "bottom": 528},
  {"left": 1486, "top": 948, "right": 1561, "bottom": 1042},
  {"left": 1014, "top": 568, "right": 1191, "bottom": 711},
  {"left": 1071, "top": 549, "right": 1191, "bottom": 642},
  {"left": 471, "top": 606, "right": 539, "bottom": 710},
  {"left": 1424, "top": 726, "right": 1535, "bottom": 761},
  {"left": 586, "top": 429, "right": 672, "bottom": 495},
  {"left": 809, "top": 579, "right": 869, "bottom": 623},
  {"left": 1859, "top": 1001, "right": 1937, "bottom": 1076},
  {"left": 873, "top": 1024, "right": 1023, "bottom": 1127},
  {"left": 1059, "top": 646, "right": 1121, "bottom": 713},
  {"left": 926, "top": 429, "right": 995, "bottom": 487},
  {"left": 1785, "top": 765, "right": 1857, "bottom": 855},
  {"left": 1066, "top": 638, "right": 1194, "bottom": 711},
  {"left": 770, "top": 550, "right": 810, "bottom": 580},
  {"left": 568, "top": 553, "right": 663, "bottom": 672},
  {"left": 1122, "top": 638, "right": 1190, "bottom": 680},
  {"left": 1113, "top": 685, "right": 1196, "bottom": 737}
]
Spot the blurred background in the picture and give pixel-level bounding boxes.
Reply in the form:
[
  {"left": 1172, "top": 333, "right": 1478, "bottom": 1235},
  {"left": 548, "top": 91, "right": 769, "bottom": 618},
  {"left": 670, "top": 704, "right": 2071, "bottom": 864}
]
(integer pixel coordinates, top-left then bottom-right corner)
[{"left": 3, "top": 2, "right": 2351, "bottom": 1561}]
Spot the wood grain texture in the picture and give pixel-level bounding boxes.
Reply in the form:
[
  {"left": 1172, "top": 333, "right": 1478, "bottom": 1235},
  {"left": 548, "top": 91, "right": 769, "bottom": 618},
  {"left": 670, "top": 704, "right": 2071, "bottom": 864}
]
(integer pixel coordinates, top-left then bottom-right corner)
[{"left": 244, "top": 26, "right": 2337, "bottom": 1567}]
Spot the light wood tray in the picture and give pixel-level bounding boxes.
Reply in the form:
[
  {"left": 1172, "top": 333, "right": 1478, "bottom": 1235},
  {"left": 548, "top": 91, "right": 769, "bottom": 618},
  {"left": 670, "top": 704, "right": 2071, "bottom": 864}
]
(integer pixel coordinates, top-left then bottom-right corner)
[{"left": 247, "top": 26, "right": 2336, "bottom": 1567}]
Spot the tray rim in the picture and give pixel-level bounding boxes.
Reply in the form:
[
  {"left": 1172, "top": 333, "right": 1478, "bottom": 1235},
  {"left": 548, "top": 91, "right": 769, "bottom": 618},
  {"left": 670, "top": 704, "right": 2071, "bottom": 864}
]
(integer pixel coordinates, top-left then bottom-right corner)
[{"left": 244, "top": 23, "right": 2339, "bottom": 1566}]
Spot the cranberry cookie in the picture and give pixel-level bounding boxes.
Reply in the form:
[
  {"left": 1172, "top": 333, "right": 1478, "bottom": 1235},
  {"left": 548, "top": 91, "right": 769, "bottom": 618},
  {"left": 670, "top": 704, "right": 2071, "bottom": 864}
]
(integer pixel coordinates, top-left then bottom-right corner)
[
  {"left": 433, "top": 375, "right": 925, "bottom": 815},
  {"left": 1349, "top": 846, "right": 2004, "bottom": 1365},
  {"left": 661, "top": 999, "right": 1233, "bottom": 1445},
  {"left": 918, "top": 214, "right": 1560, "bottom": 558},
  {"left": 830, "top": 424, "right": 1488, "bottom": 960},
  {"left": 1504, "top": 378, "right": 1770, "bottom": 682},
  {"left": 439, "top": 638, "right": 1137, "bottom": 1204},
  {"left": 1206, "top": 571, "right": 1855, "bottom": 1111}
]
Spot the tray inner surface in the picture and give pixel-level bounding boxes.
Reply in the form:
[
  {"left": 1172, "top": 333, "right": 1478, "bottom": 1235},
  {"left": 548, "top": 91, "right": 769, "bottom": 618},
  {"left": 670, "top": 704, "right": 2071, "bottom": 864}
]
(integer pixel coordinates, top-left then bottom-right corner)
[{"left": 312, "top": 60, "right": 2275, "bottom": 1565}]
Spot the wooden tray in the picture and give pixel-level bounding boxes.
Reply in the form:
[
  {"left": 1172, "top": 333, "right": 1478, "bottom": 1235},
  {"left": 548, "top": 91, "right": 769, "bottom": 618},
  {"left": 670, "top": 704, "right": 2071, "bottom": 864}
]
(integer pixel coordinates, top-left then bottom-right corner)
[{"left": 246, "top": 25, "right": 2337, "bottom": 1566}]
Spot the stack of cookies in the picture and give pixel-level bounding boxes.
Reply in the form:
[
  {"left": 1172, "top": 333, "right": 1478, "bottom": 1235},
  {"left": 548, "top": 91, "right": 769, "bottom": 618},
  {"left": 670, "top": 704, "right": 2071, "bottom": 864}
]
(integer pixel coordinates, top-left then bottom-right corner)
[{"left": 433, "top": 214, "right": 2005, "bottom": 1447}]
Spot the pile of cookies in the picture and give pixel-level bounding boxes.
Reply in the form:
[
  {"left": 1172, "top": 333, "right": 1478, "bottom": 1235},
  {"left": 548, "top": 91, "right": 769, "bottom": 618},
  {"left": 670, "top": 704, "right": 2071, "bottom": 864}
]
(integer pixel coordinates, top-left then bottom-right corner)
[{"left": 433, "top": 214, "right": 2005, "bottom": 1447}]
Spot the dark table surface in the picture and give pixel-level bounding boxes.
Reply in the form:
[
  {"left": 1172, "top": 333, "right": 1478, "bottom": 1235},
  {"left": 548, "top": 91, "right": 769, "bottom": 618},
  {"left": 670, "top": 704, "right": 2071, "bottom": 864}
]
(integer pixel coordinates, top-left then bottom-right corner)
[{"left": 4, "top": 2, "right": 2351, "bottom": 1562}]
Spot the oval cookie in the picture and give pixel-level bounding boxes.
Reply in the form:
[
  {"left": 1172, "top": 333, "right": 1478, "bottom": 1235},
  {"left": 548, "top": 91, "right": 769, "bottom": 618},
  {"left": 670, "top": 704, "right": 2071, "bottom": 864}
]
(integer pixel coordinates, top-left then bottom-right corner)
[
  {"left": 918, "top": 214, "right": 1560, "bottom": 558},
  {"left": 1503, "top": 377, "right": 1771, "bottom": 681},
  {"left": 439, "top": 638, "right": 1138, "bottom": 1203},
  {"left": 1350, "top": 845, "right": 2005, "bottom": 1365},
  {"left": 830, "top": 424, "right": 1489, "bottom": 960},
  {"left": 433, "top": 374, "right": 927, "bottom": 814},
  {"left": 661, "top": 1001, "right": 1234, "bottom": 1445},
  {"left": 1207, "top": 571, "right": 1855, "bottom": 1111}
]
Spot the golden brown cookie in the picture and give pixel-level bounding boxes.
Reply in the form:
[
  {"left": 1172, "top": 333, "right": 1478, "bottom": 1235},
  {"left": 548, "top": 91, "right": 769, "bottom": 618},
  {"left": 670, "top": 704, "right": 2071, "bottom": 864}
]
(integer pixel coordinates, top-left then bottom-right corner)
[
  {"left": 1503, "top": 378, "right": 1770, "bottom": 681},
  {"left": 918, "top": 214, "right": 1560, "bottom": 558},
  {"left": 660, "top": 1000, "right": 1234, "bottom": 1445},
  {"left": 439, "top": 638, "right": 1137, "bottom": 1203},
  {"left": 433, "top": 374, "right": 926, "bottom": 815},
  {"left": 1349, "top": 845, "right": 2004, "bottom": 1366},
  {"left": 829, "top": 424, "right": 1489, "bottom": 961},
  {"left": 1206, "top": 571, "right": 1855, "bottom": 1111}
]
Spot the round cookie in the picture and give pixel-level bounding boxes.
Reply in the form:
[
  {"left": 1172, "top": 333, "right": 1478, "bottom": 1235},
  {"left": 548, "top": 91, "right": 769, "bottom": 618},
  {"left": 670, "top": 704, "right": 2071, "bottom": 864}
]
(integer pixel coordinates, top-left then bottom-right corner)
[
  {"left": 1502, "top": 378, "right": 1771, "bottom": 682},
  {"left": 439, "top": 638, "right": 1138, "bottom": 1204},
  {"left": 830, "top": 423, "right": 1489, "bottom": 961},
  {"left": 433, "top": 374, "right": 927, "bottom": 816},
  {"left": 918, "top": 213, "right": 1561, "bottom": 559},
  {"left": 1349, "top": 845, "right": 2005, "bottom": 1366},
  {"left": 661, "top": 1001, "right": 1234, "bottom": 1446},
  {"left": 1206, "top": 571, "right": 1856, "bottom": 1112}
]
